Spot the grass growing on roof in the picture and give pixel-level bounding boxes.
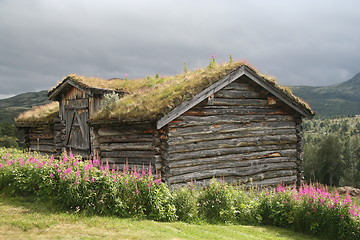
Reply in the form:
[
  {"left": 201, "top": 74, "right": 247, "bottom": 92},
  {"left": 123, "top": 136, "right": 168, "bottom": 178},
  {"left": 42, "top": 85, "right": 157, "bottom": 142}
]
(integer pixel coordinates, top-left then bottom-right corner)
[
  {"left": 15, "top": 102, "right": 59, "bottom": 123},
  {"left": 52, "top": 75, "right": 149, "bottom": 93},
  {"left": 16, "top": 59, "right": 314, "bottom": 123},
  {"left": 93, "top": 61, "right": 246, "bottom": 121},
  {"left": 93, "top": 60, "right": 313, "bottom": 121}
]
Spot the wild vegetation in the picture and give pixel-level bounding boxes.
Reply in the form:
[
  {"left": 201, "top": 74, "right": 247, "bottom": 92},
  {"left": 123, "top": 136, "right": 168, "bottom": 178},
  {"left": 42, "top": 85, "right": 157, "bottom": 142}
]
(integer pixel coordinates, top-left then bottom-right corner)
[
  {"left": 1, "top": 148, "right": 360, "bottom": 239},
  {"left": 303, "top": 116, "right": 360, "bottom": 187}
]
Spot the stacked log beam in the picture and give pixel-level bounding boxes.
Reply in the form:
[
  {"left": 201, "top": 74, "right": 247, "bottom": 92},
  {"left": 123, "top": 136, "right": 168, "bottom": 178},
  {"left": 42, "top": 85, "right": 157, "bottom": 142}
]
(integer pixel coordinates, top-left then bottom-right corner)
[
  {"left": 27, "top": 123, "right": 57, "bottom": 155},
  {"left": 96, "top": 124, "right": 156, "bottom": 172}
]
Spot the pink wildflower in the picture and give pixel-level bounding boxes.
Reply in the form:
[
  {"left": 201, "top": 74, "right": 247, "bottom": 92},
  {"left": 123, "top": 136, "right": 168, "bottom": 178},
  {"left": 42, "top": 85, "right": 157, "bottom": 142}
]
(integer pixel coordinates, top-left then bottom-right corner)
[
  {"left": 135, "top": 183, "right": 139, "bottom": 195},
  {"left": 349, "top": 209, "right": 358, "bottom": 217},
  {"left": 343, "top": 192, "right": 352, "bottom": 205},
  {"left": 90, "top": 178, "right": 95, "bottom": 183},
  {"left": 142, "top": 165, "right": 146, "bottom": 176},
  {"left": 148, "top": 163, "right": 153, "bottom": 176},
  {"left": 76, "top": 171, "right": 81, "bottom": 177},
  {"left": 0, "top": 163, "right": 3, "bottom": 168},
  {"left": 276, "top": 184, "right": 285, "bottom": 193},
  {"left": 50, "top": 173, "right": 55, "bottom": 178},
  {"left": 84, "top": 164, "right": 93, "bottom": 171}
]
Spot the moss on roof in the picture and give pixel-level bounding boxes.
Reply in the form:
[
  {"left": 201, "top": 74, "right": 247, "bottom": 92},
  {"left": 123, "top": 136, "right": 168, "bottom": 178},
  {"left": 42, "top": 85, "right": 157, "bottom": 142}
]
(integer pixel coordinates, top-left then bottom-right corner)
[
  {"left": 15, "top": 102, "right": 59, "bottom": 125},
  {"left": 93, "top": 61, "right": 314, "bottom": 122},
  {"left": 16, "top": 60, "right": 314, "bottom": 124}
]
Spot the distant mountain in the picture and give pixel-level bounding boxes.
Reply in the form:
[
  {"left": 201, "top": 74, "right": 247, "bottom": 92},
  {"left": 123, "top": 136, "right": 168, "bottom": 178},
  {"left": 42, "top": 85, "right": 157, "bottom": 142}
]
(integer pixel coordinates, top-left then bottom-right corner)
[
  {"left": 0, "top": 90, "right": 49, "bottom": 122},
  {"left": 291, "top": 73, "right": 360, "bottom": 117}
]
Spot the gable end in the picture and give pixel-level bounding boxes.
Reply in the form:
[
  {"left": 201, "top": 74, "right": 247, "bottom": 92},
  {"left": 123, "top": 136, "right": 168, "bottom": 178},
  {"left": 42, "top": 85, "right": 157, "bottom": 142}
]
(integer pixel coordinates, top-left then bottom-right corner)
[
  {"left": 156, "top": 66, "right": 313, "bottom": 129},
  {"left": 48, "top": 80, "right": 93, "bottom": 101}
]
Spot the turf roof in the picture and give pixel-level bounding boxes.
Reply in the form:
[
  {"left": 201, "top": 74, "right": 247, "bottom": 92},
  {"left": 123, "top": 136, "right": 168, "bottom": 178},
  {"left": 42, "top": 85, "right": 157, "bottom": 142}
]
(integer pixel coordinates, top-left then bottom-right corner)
[
  {"left": 15, "top": 101, "right": 59, "bottom": 126},
  {"left": 16, "top": 60, "right": 314, "bottom": 124}
]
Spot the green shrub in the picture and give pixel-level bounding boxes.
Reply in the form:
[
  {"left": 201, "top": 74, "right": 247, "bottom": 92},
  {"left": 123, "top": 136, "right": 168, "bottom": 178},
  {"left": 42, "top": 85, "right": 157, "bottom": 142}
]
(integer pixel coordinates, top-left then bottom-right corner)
[
  {"left": 258, "top": 190, "right": 295, "bottom": 227},
  {"left": 173, "top": 186, "right": 198, "bottom": 222},
  {"left": 198, "top": 179, "right": 236, "bottom": 223},
  {"left": 0, "top": 137, "right": 18, "bottom": 148},
  {"left": 233, "top": 188, "right": 261, "bottom": 225}
]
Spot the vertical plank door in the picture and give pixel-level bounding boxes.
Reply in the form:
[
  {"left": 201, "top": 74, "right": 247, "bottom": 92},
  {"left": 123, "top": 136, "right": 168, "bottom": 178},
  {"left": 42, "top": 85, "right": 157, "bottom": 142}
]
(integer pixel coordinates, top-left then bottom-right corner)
[{"left": 65, "top": 98, "right": 90, "bottom": 157}]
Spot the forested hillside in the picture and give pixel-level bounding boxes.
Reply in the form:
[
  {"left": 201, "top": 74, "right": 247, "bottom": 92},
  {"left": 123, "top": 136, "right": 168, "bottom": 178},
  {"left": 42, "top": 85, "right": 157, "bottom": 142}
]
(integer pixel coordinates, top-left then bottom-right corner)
[
  {"left": 291, "top": 72, "right": 360, "bottom": 117},
  {"left": 0, "top": 90, "right": 49, "bottom": 147},
  {"left": 0, "top": 90, "right": 49, "bottom": 122},
  {"left": 303, "top": 116, "right": 360, "bottom": 187}
]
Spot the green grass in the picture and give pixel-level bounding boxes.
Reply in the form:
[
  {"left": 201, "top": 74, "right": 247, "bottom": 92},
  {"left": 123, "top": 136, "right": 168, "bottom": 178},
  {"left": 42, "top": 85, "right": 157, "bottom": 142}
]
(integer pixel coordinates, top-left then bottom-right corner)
[{"left": 0, "top": 195, "right": 318, "bottom": 240}]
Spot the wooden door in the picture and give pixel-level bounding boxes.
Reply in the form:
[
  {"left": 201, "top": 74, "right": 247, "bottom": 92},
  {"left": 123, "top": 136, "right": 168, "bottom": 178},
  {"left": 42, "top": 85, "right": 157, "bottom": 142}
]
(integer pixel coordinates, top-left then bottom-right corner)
[{"left": 65, "top": 98, "right": 90, "bottom": 157}]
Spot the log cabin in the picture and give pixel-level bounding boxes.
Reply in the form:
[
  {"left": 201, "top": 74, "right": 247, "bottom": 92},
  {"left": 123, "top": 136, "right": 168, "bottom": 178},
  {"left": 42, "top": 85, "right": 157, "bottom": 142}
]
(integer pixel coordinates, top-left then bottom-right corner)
[{"left": 16, "top": 61, "right": 314, "bottom": 186}]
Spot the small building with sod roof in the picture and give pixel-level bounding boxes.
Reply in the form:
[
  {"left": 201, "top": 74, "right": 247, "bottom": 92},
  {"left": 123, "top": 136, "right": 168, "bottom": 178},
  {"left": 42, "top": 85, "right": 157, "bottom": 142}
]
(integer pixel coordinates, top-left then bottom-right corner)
[{"left": 16, "top": 61, "right": 314, "bottom": 186}]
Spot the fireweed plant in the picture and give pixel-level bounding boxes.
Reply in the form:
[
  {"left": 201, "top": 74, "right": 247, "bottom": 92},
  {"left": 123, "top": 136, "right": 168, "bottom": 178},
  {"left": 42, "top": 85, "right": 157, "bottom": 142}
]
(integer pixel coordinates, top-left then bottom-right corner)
[
  {"left": 0, "top": 147, "right": 176, "bottom": 221},
  {"left": 258, "top": 183, "right": 360, "bottom": 239},
  {"left": 1, "top": 147, "right": 360, "bottom": 239}
]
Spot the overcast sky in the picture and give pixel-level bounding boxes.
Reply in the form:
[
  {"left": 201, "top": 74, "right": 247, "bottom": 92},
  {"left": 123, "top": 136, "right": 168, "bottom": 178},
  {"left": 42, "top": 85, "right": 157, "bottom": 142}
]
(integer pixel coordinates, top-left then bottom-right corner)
[{"left": 1, "top": 0, "right": 359, "bottom": 99}]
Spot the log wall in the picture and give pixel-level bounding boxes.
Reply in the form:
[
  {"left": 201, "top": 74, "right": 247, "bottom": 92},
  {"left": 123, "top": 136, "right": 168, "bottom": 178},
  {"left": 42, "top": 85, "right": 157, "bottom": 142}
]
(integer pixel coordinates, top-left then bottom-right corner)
[
  {"left": 162, "top": 77, "right": 301, "bottom": 186},
  {"left": 96, "top": 123, "right": 157, "bottom": 172},
  {"left": 24, "top": 123, "right": 58, "bottom": 155}
]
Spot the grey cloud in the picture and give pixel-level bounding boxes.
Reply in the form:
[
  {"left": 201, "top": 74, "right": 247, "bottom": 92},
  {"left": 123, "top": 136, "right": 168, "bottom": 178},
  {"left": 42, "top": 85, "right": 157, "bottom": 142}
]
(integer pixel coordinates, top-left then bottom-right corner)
[{"left": 0, "top": 0, "right": 360, "bottom": 97}]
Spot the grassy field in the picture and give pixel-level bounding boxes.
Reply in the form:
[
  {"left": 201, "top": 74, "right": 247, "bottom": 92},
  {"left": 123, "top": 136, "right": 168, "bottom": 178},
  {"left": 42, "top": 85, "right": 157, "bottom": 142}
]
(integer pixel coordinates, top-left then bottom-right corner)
[{"left": 0, "top": 195, "right": 318, "bottom": 240}]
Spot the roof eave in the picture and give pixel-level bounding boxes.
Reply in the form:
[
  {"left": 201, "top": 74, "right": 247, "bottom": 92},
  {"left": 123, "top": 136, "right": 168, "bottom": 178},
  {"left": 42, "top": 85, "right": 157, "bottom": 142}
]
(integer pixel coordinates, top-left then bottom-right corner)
[{"left": 48, "top": 78, "right": 127, "bottom": 101}]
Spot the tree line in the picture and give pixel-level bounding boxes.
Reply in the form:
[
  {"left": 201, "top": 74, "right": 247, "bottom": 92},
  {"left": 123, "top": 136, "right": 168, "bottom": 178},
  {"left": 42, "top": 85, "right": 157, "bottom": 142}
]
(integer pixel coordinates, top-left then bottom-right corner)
[
  {"left": 303, "top": 117, "right": 360, "bottom": 187},
  {"left": 0, "top": 123, "right": 19, "bottom": 148}
]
